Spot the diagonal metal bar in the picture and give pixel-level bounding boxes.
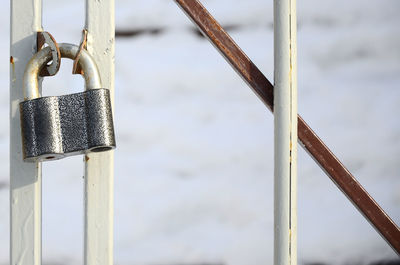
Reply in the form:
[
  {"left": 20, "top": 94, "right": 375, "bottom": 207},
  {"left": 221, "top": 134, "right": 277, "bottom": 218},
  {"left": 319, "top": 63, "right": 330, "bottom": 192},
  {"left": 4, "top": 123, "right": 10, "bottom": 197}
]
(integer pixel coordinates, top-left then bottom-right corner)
[{"left": 175, "top": 0, "right": 400, "bottom": 255}]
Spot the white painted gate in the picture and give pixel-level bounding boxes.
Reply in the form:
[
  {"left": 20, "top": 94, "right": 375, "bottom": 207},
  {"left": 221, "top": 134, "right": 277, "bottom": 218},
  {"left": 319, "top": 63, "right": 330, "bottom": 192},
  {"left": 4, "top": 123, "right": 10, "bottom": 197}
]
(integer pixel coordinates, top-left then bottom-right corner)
[
  {"left": 10, "top": 0, "right": 115, "bottom": 264},
  {"left": 12, "top": 0, "right": 399, "bottom": 264},
  {"left": 10, "top": 0, "right": 299, "bottom": 264}
]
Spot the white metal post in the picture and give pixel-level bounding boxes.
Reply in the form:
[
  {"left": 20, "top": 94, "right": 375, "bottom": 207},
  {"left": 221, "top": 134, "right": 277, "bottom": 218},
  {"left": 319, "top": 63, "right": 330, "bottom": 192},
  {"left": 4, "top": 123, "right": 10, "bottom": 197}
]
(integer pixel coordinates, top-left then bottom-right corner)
[
  {"left": 84, "top": 0, "right": 115, "bottom": 264},
  {"left": 273, "top": 0, "right": 298, "bottom": 264},
  {"left": 10, "top": 1, "right": 43, "bottom": 264}
]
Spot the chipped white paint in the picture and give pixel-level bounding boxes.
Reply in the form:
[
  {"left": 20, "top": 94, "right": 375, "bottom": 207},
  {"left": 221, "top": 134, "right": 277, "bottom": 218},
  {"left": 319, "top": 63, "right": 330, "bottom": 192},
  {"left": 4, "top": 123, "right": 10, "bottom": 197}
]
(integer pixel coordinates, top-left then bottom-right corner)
[
  {"left": 10, "top": 0, "right": 43, "bottom": 264},
  {"left": 273, "top": 0, "right": 298, "bottom": 264},
  {"left": 84, "top": 0, "right": 115, "bottom": 264}
]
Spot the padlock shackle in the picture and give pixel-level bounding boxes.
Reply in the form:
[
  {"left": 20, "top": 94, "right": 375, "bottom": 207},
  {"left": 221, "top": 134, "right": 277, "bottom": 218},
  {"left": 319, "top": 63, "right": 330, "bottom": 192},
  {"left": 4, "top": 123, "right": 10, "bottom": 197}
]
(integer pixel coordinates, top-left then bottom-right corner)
[{"left": 23, "top": 43, "right": 102, "bottom": 100}]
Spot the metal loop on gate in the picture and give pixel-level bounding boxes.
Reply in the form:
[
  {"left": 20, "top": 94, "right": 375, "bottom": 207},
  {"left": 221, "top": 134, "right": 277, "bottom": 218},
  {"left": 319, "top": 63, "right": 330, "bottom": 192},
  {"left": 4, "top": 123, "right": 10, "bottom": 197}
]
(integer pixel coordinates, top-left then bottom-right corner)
[
  {"left": 73, "top": 29, "right": 88, "bottom": 75},
  {"left": 37, "top": 31, "right": 61, "bottom": 77},
  {"left": 23, "top": 43, "right": 102, "bottom": 100}
]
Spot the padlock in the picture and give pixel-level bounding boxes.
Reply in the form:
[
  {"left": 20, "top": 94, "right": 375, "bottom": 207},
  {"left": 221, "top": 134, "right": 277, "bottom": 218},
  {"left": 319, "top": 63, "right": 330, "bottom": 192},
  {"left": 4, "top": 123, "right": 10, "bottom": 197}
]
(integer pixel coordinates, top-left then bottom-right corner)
[{"left": 19, "top": 43, "right": 116, "bottom": 162}]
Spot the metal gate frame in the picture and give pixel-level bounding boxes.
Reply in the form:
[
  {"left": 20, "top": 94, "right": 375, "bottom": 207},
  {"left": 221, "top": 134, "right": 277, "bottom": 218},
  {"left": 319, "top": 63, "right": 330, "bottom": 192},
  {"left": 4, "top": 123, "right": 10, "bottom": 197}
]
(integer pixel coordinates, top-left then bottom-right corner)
[
  {"left": 9, "top": 0, "right": 399, "bottom": 264},
  {"left": 10, "top": 0, "right": 114, "bottom": 264},
  {"left": 175, "top": 0, "right": 400, "bottom": 258}
]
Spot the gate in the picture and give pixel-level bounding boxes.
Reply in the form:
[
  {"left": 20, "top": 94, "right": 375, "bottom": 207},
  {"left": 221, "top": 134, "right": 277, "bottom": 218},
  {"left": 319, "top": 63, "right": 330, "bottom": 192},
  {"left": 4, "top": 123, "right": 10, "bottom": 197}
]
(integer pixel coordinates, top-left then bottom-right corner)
[{"left": 9, "top": 0, "right": 399, "bottom": 264}]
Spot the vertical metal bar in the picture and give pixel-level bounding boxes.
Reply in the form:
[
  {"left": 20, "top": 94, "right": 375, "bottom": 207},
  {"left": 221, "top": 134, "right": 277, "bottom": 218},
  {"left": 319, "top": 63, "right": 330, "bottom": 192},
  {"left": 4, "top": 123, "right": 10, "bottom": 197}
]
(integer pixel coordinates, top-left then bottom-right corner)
[
  {"left": 84, "top": 0, "right": 115, "bottom": 264},
  {"left": 289, "top": 1, "right": 298, "bottom": 261},
  {"left": 274, "top": 0, "right": 297, "bottom": 264},
  {"left": 10, "top": 1, "right": 43, "bottom": 264}
]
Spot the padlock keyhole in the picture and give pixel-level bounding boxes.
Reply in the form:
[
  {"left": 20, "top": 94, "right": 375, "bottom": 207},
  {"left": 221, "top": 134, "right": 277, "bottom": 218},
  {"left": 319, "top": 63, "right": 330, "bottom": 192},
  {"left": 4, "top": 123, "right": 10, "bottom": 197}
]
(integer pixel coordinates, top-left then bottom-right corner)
[{"left": 91, "top": 147, "right": 112, "bottom": 152}]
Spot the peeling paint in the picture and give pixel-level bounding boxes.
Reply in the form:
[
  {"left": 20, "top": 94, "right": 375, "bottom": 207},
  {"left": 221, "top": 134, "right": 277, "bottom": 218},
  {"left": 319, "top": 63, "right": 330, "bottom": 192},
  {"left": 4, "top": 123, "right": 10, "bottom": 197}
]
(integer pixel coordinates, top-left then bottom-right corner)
[{"left": 16, "top": 210, "right": 34, "bottom": 264}]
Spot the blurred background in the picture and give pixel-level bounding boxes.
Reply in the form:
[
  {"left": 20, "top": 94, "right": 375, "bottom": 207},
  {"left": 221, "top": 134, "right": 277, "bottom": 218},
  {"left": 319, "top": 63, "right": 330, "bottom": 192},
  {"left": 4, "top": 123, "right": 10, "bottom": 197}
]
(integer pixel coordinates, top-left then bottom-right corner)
[{"left": 0, "top": 0, "right": 399, "bottom": 264}]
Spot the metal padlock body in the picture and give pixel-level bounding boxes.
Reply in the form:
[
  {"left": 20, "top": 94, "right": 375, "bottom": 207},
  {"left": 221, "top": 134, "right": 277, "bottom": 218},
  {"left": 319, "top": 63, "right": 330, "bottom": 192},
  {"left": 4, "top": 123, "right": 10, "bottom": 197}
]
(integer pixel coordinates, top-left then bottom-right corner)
[{"left": 20, "top": 43, "right": 116, "bottom": 162}]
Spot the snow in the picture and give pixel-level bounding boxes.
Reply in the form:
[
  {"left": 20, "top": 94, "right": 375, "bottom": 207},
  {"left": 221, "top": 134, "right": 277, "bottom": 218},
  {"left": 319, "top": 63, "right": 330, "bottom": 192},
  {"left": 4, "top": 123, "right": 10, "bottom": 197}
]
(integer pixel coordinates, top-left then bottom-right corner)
[{"left": 0, "top": 0, "right": 399, "bottom": 264}]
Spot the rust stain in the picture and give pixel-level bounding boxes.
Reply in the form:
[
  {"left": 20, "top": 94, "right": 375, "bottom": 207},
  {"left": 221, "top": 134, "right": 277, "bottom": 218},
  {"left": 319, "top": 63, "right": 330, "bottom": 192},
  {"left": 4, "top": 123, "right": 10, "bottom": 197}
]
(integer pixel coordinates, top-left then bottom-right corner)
[
  {"left": 10, "top": 56, "right": 16, "bottom": 83},
  {"left": 73, "top": 29, "right": 87, "bottom": 75},
  {"left": 85, "top": 155, "right": 90, "bottom": 162}
]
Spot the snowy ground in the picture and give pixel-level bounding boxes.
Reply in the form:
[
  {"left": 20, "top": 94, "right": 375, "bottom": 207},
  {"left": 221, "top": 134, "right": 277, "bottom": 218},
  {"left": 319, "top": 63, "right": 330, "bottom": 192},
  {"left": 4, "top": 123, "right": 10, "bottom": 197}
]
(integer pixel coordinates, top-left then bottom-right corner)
[{"left": 0, "top": 0, "right": 399, "bottom": 264}]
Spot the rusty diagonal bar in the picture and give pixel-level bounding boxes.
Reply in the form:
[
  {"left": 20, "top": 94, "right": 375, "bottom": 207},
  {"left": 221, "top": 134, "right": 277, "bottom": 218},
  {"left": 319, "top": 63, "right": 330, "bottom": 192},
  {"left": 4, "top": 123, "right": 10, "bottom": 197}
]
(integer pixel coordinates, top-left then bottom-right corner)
[{"left": 175, "top": 0, "right": 400, "bottom": 255}]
